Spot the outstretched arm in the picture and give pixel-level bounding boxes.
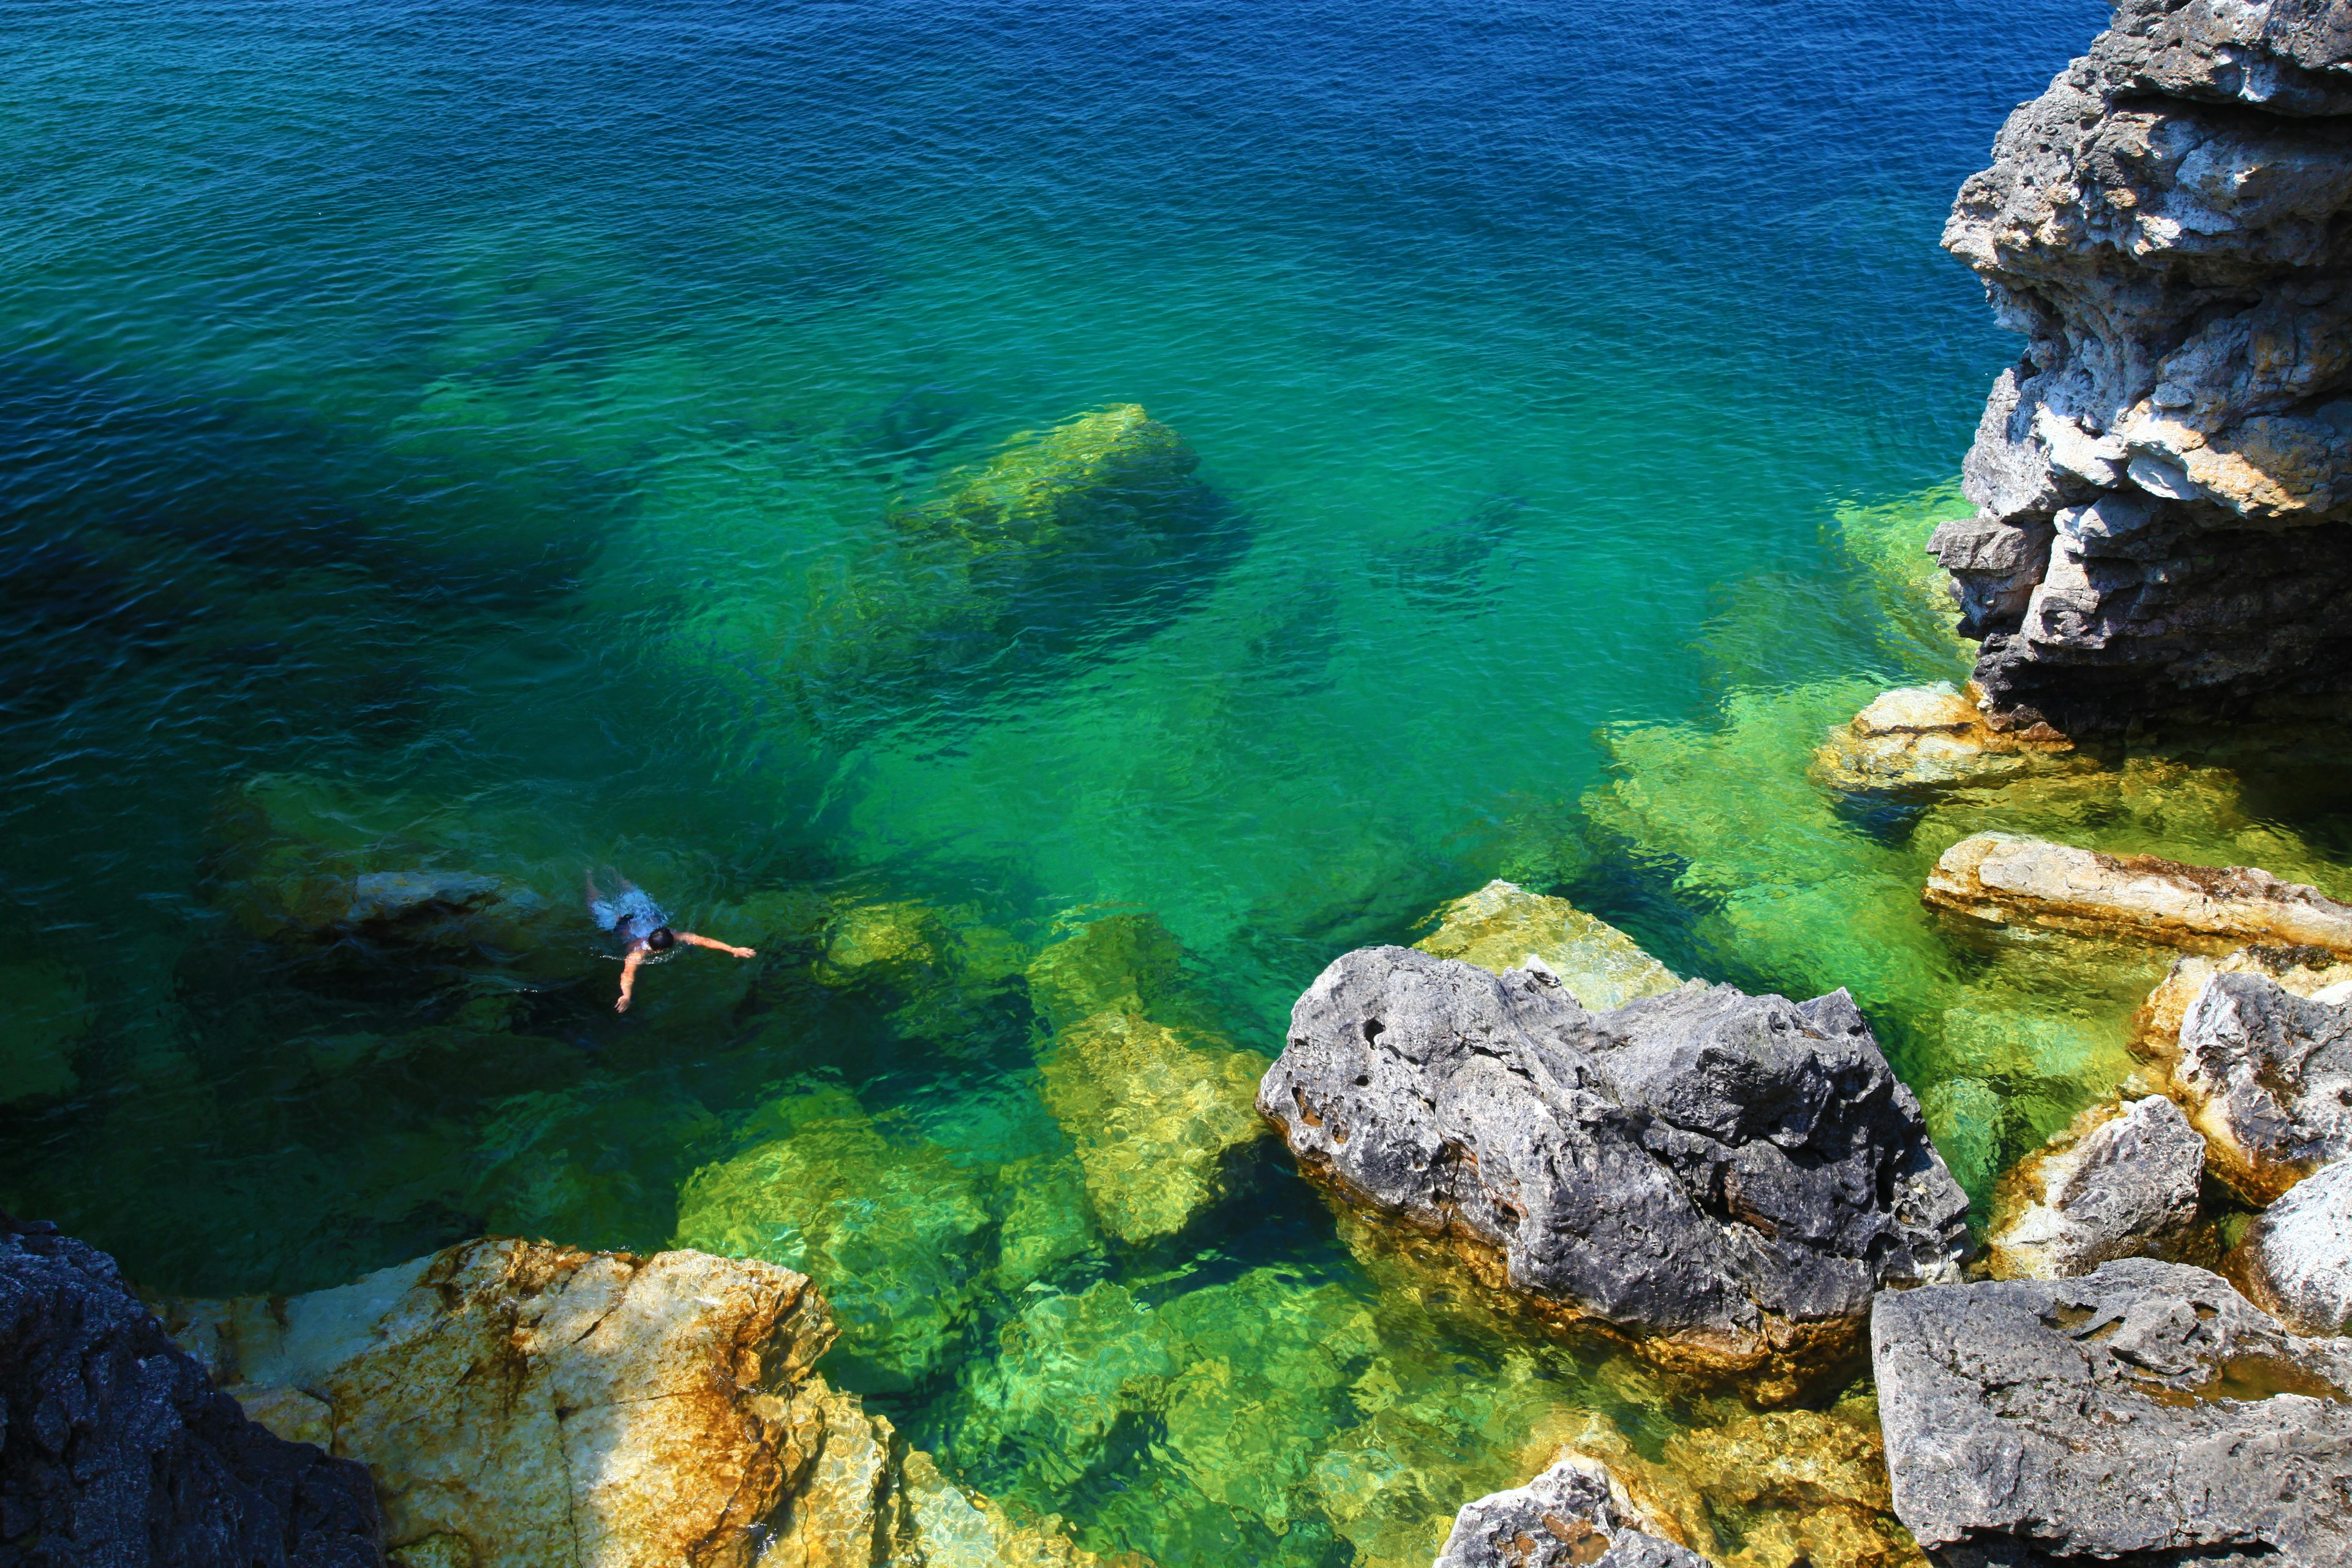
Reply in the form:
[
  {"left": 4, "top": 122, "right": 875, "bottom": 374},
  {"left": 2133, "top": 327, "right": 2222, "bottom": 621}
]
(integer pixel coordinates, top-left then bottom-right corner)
[
  {"left": 616, "top": 949, "right": 644, "bottom": 1012},
  {"left": 676, "top": 931, "right": 756, "bottom": 959}
]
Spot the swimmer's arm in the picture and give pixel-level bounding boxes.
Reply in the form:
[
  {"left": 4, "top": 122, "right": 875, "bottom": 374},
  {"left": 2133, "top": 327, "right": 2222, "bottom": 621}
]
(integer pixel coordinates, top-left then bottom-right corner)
[
  {"left": 616, "top": 949, "right": 644, "bottom": 1012},
  {"left": 677, "top": 931, "right": 757, "bottom": 959}
]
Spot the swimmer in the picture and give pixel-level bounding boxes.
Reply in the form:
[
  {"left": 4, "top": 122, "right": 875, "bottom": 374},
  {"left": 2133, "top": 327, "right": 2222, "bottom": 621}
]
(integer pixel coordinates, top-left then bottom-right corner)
[{"left": 584, "top": 870, "right": 755, "bottom": 1012}]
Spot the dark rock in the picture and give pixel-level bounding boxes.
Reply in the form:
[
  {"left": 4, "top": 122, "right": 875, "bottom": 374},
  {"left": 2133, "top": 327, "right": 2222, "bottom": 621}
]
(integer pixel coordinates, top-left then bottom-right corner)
[
  {"left": 0, "top": 1218, "right": 383, "bottom": 1567},
  {"left": 1432, "top": 1453, "right": 1713, "bottom": 1568},
  {"left": 1939, "top": 0, "right": 2352, "bottom": 733},
  {"left": 1257, "top": 947, "right": 1967, "bottom": 1400},
  {"left": 1986, "top": 1095, "right": 2207, "bottom": 1280},
  {"left": 2144, "top": 966, "right": 2352, "bottom": 1204},
  {"left": 1874, "top": 1258, "right": 2352, "bottom": 1567}
]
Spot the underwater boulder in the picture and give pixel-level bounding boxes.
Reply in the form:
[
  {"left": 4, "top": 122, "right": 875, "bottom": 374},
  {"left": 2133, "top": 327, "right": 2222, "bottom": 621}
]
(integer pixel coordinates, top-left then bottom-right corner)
[
  {"left": 1259, "top": 947, "right": 1967, "bottom": 1402},
  {"left": 2229, "top": 1155, "right": 2352, "bottom": 1337},
  {"left": 1433, "top": 1452, "right": 1708, "bottom": 1568},
  {"left": 1983, "top": 1095, "right": 2208, "bottom": 1280},
  {"left": 0, "top": 957, "right": 89, "bottom": 1105},
  {"left": 1923, "top": 832, "right": 2352, "bottom": 957},
  {"left": 0, "top": 1220, "right": 383, "bottom": 1567},
  {"left": 1809, "top": 682, "right": 2075, "bottom": 796},
  {"left": 1414, "top": 880, "right": 1681, "bottom": 1011},
  {"left": 1873, "top": 1259, "right": 2352, "bottom": 1568}
]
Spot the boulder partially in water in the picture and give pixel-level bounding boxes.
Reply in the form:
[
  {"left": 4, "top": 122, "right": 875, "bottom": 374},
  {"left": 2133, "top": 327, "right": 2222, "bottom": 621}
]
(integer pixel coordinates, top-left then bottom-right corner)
[
  {"left": 1923, "top": 832, "right": 2352, "bottom": 956},
  {"left": 1432, "top": 1452, "right": 1709, "bottom": 1568},
  {"left": 1414, "top": 880, "right": 1681, "bottom": 1011},
  {"left": 1, "top": 1219, "right": 383, "bottom": 1567},
  {"left": 1258, "top": 946, "right": 1967, "bottom": 1401},
  {"left": 1983, "top": 1094, "right": 2207, "bottom": 1280},
  {"left": 2132, "top": 960, "right": 2352, "bottom": 1204},
  {"left": 2230, "top": 1153, "right": 2352, "bottom": 1337},
  {"left": 1873, "top": 1259, "right": 2352, "bottom": 1568},
  {"left": 1809, "top": 684, "right": 2074, "bottom": 796}
]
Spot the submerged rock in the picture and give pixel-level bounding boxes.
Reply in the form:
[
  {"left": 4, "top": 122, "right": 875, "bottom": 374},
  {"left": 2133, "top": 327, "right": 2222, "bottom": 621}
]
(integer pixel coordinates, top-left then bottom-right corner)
[
  {"left": 1983, "top": 1095, "right": 2207, "bottom": 1280},
  {"left": 1433, "top": 1452, "right": 1709, "bottom": 1568},
  {"left": 1873, "top": 1259, "right": 2352, "bottom": 1567},
  {"left": 160, "top": 1236, "right": 1112, "bottom": 1568},
  {"left": 1923, "top": 832, "right": 2352, "bottom": 956},
  {"left": 2230, "top": 1155, "right": 2352, "bottom": 1336},
  {"left": 0, "top": 957, "right": 89, "bottom": 1106},
  {"left": 1414, "top": 880, "right": 1681, "bottom": 1010},
  {"left": 1, "top": 1220, "right": 383, "bottom": 1567},
  {"left": 1936, "top": 0, "right": 2352, "bottom": 732},
  {"left": 1809, "top": 684, "right": 2074, "bottom": 796},
  {"left": 2132, "top": 961, "right": 2352, "bottom": 1204},
  {"left": 1259, "top": 947, "right": 1967, "bottom": 1400}
]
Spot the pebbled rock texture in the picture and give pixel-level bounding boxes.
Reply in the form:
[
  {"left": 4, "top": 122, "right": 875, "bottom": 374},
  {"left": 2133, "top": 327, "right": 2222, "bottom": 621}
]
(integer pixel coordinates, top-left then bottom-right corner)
[
  {"left": 1432, "top": 1453, "right": 1711, "bottom": 1568},
  {"left": 0, "top": 1219, "right": 383, "bottom": 1568},
  {"left": 2230, "top": 1152, "right": 2352, "bottom": 1335},
  {"left": 1984, "top": 1095, "right": 2207, "bottom": 1279},
  {"left": 1937, "top": 0, "right": 2352, "bottom": 733},
  {"left": 1874, "top": 1258, "right": 2352, "bottom": 1567},
  {"left": 1258, "top": 947, "right": 1967, "bottom": 1401},
  {"left": 1923, "top": 832, "right": 2352, "bottom": 956}
]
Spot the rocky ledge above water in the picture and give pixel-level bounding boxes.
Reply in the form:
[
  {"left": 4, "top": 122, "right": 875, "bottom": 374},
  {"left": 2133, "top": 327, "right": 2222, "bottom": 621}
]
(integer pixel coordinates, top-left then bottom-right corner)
[
  {"left": 1934, "top": 0, "right": 2352, "bottom": 733},
  {"left": 1258, "top": 946, "right": 1968, "bottom": 1403}
]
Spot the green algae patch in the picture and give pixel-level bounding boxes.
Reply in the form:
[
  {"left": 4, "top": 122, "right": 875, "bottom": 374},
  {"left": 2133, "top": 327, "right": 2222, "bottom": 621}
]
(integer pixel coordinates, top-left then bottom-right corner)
[
  {"left": 1830, "top": 481, "right": 1977, "bottom": 676},
  {"left": 1414, "top": 878, "right": 1679, "bottom": 1009}
]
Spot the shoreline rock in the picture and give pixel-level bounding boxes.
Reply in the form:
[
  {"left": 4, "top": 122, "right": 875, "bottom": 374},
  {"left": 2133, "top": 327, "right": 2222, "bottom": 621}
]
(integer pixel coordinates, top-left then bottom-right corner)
[
  {"left": 1258, "top": 947, "right": 1966, "bottom": 1403},
  {"left": 1874, "top": 1259, "right": 2352, "bottom": 1567},
  {"left": 1983, "top": 1094, "right": 2207, "bottom": 1280},
  {"left": 2230, "top": 1155, "right": 2352, "bottom": 1336},
  {"left": 1432, "top": 1453, "right": 1709, "bottom": 1568},
  {"left": 1934, "top": 0, "right": 2352, "bottom": 733},
  {"left": 1923, "top": 832, "right": 2352, "bottom": 956}
]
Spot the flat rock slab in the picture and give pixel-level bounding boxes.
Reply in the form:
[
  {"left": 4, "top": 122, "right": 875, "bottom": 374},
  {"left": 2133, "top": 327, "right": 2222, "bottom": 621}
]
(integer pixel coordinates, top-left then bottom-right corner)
[
  {"left": 1986, "top": 1094, "right": 2206, "bottom": 1280},
  {"left": 1259, "top": 946, "right": 1966, "bottom": 1399},
  {"left": 1433, "top": 1453, "right": 1710, "bottom": 1568},
  {"left": 1924, "top": 833, "right": 2352, "bottom": 956},
  {"left": 1874, "top": 1259, "right": 2352, "bottom": 1567}
]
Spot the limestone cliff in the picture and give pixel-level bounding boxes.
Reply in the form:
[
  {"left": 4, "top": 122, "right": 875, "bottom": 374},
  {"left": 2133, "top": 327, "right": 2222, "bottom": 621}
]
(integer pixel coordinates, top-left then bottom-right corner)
[{"left": 1936, "top": 0, "right": 2352, "bottom": 731}]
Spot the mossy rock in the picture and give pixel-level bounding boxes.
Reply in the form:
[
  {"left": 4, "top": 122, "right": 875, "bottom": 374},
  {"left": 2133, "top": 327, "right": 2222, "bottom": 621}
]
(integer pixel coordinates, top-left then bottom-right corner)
[{"left": 1414, "top": 880, "right": 1679, "bottom": 1009}]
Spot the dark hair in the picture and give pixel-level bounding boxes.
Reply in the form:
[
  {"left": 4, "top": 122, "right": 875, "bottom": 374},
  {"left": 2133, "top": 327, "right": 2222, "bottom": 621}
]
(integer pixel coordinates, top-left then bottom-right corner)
[{"left": 646, "top": 927, "right": 677, "bottom": 952}]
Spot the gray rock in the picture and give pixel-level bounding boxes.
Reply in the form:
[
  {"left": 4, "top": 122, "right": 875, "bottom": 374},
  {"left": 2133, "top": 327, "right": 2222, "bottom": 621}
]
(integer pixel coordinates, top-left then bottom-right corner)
[
  {"left": 1986, "top": 1095, "right": 2206, "bottom": 1280},
  {"left": 1431, "top": 1453, "right": 1711, "bottom": 1568},
  {"left": 1259, "top": 947, "right": 1967, "bottom": 1396},
  {"left": 0, "top": 1218, "right": 383, "bottom": 1567},
  {"left": 1938, "top": 0, "right": 2352, "bottom": 733},
  {"left": 2233, "top": 1153, "right": 2352, "bottom": 1335},
  {"left": 2162, "top": 968, "right": 2352, "bottom": 1205},
  {"left": 1873, "top": 1258, "right": 2352, "bottom": 1568}
]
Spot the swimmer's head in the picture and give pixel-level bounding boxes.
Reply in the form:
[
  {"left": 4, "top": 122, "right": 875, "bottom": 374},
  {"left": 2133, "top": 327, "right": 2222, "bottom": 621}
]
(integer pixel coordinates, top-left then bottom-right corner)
[{"left": 646, "top": 927, "right": 677, "bottom": 952}]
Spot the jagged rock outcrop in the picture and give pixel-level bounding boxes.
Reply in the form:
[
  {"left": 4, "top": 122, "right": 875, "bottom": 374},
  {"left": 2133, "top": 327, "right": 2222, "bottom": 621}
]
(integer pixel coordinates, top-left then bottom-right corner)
[
  {"left": 1259, "top": 947, "right": 1967, "bottom": 1401},
  {"left": 1414, "top": 880, "right": 1683, "bottom": 1011},
  {"left": 160, "top": 1237, "right": 1114, "bottom": 1568},
  {"left": 0, "top": 1219, "right": 383, "bottom": 1567},
  {"left": 2231, "top": 1152, "right": 2352, "bottom": 1333},
  {"left": 1936, "top": 0, "right": 2352, "bottom": 732},
  {"left": 1984, "top": 1094, "right": 2207, "bottom": 1278},
  {"left": 1874, "top": 1258, "right": 2352, "bottom": 1567},
  {"left": 1432, "top": 1453, "right": 1711, "bottom": 1568},
  {"left": 2133, "top": 960, "right": 2352, "bottom": 1202},
  {"left": 1809, "top": 684, "right": 2075, "bottom": 796},
  {"left": 1923, "top": 831, "right": 2352, "bottom": 954}
]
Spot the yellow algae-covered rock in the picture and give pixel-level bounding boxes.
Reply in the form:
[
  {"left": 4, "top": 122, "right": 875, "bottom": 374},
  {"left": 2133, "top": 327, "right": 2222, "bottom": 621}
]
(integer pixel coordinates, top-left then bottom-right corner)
[
  {"left": 1811, "top": 682, "right": 2075, "bottom": 795},
  {"left": 0, "top": 957, "right": 89, "bottom": 1104},
  {"left": 1923, "top": 832, "right": 2352, "bottom": 956},
  {"left": 1413, "top": 879, "right": 1680, "bottom": 1009},
  {"left": 671, "top": 1085, "right": 993, "bottom": 1390},
  {"left": 806, "top": 895, "right": 1028, "bottom": 1048}
]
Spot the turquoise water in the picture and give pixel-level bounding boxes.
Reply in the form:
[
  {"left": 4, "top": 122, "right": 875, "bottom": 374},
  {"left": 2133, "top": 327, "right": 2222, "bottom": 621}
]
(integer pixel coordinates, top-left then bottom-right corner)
[{"left": 23, "top": 2, "right": 2332, "bottom": 1562}]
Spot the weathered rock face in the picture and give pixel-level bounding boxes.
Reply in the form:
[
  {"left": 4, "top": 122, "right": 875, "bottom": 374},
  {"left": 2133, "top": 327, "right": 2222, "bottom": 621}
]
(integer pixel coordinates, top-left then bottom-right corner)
[
  {"left": 160, "top": 1237, "right": 1113, "bottom": 1568},
  {"left": 1809, "top": 684, "right": 2075, "bottom": 796},
  {"left": 1432, "top": 1453, "right": 1710, "bottom": 1568},
  {"left": 1259, "top": 947, "right": 1967, "bottom": 1401},
  {"left": 2136, "top": 963, "right": 2352, "bottom": 1203},
  {"left": 1873, "top": 1259, "right": 2352, "bottom": 1567},
  {"left": 0, "top": 1220, "right": 383, "bottom": 1568},
  {"left": 2231, "top": 1152, "right": 2352, "bottom": 1335},
  {"left": 1414, "top": 880, "right": 1682, "bottom": 1011},
  {"left": 1984, "top": 1094, "right": 2207, "bottom": 1279},
  {"left": 1936, "top": 0, "right": 2352, "bottom": 733},
  {"left": 1924, "top": 831, "right": 2352, "bottom": 955}
]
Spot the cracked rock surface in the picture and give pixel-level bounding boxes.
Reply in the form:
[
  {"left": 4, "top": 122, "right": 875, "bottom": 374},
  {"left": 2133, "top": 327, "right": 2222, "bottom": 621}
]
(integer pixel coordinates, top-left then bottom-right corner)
[
  {"left": 1432, "top": 1453, "right": 1711, "bottom": 1568},
  {"left": 1257, "top": 946, "right": 1967, "bottom": 1400},
  {"left": 1986, "top": 1094, "right": 2207, "bottom": 1279},
  {"left": 1936, "top": 0, "right": 2352, "bottom": 731},
  {"left": 1874, "top": 1258, "right": 2352, "bottom": 1567}
]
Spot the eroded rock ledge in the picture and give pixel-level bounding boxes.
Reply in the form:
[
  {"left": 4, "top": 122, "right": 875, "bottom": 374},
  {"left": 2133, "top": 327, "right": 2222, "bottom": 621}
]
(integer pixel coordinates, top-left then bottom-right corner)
[
  {"left": 1936, "top": 0, "right": 2352, "bottom": 733},
  {"left": 1258, "top": 947, "right": 1967, "bottom": 1403}
]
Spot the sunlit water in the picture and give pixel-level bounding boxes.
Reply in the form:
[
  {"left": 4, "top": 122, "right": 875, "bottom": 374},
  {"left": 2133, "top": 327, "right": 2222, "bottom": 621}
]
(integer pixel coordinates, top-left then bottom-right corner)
[{"left": 14, "top": 2, "right": 2349, "bottom": 1564}]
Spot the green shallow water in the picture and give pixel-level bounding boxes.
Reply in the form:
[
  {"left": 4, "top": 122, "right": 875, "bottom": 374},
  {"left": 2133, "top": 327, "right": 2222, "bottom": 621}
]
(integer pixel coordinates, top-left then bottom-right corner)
[{"left": 9, "top": 1, "right": 2352, "bottom": 1564}]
